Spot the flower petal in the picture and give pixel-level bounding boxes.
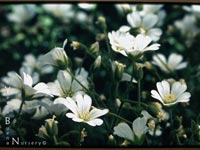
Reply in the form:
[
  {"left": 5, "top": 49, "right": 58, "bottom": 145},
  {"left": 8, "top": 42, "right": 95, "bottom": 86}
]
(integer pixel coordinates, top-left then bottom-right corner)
[
  {"left": 113, "top": 122, "right": 134, "bottom": 142},
  {"left": 89, "top": 108, "right": 109, "bottom": 120}
]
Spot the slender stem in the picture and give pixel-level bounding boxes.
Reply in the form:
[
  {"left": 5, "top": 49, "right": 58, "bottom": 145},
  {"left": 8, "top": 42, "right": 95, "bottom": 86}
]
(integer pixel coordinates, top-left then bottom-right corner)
[
  {"left": 176, "top": 134, "right": 181, "bottom": 145},
  {"left": 137, "top": 79, "right": 141, "bottom": 110},
  {"left": 170, "top": 109, "right": 173, "bottom": 126},
  {"left": 109, "top": 112, "right": 132, "bottom": 125},
  {"left": 66, "top": 69, "right": 88, "bottom": 92},
  {"left": 17, "top": 98, "right": 25, "bottom": 119},
  {"left": 122, "top": 98, "right": 148, "bottom": 107},
  {"left": 52, "top": 136, "right": 58, "bottom": 145}
]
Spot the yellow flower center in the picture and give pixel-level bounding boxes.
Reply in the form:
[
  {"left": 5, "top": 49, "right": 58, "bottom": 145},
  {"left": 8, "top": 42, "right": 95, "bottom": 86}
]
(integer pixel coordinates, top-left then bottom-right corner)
[
  {"left": 163, "top": 94, "right": 175, "bottom": 104},
  {"left": 78, "top": 111, "right": 90, "bottom": 121}
]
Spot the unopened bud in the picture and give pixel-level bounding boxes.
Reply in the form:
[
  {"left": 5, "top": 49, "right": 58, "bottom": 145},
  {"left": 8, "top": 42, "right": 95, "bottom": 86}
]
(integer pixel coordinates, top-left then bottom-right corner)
[
  {"left": 145, "top": 104, "right": 162, "bottom": 119},
  {"left": 114, "top": 61, "right": 126, "bottom": 81},
  {"left": 96, "top": 33, "right": 106, "bottom": 41},
  {"left": 71, "top": 41, "right": 81, "bottom": 50},
  {"left": 135, "top": 63, "right": 145, "bottom": 80},
  {"left": 81, "top": 128, "right": 87, "bottom": 142},
  {"left": 150, "top": 102, "right": 162, "bottom": 110},
  {"left": 96, "top": 16, "right": 106, "bottom": 30},
  {"left": 121, "top": 140, "right": 129, "bottom": 146},
  {"left": 90, "top": 42, "right": 99, "bottom": 55},
  {"left": 93, "top": 56, "right": 101, "bottom": 69},
  {"left": 45, "top": 115, "right": 58, "bottom": 137},
  {"left": 145, "top": 61, "right": 155, "bottom": 71},
  {"left": 179, "top": 79, "right": 186, "bottom": 85},
  {"left": 147, "top": 119, "right": 156, "bottom": 131},
  {"left": 116, "top": 98, "right": 122, "bottom": 107}
]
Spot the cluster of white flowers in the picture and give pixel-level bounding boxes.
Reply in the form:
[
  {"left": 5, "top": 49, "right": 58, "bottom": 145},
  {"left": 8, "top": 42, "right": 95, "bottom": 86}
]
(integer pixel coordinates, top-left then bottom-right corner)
[{"left": 0, "top": 3, "right": 196, "bottom": 146}]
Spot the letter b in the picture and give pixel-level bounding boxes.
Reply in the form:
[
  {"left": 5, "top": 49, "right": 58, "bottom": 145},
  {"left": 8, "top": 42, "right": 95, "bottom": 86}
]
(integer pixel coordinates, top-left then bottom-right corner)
[{"left": 5, "top": 117, "right": 10, "bottom": 125}]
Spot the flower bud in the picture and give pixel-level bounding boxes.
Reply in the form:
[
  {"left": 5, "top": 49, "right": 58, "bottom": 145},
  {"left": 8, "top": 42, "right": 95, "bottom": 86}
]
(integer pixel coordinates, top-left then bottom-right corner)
[
  {"left": 90, "top": 42, "right": 99, "bottom": 55},
  {"left": 135, "top": 63, "right": 145, "bottom": 80},
  {"left": 114, "top": 61, "right": 126, "bottom": 81},
  {"left": 80, "top": 128, "right": 87, "bottom": 142},
  {"left": 71, "top": 41, "right": 81, "bottom": 50},
  {"left": 96, "top": 16, "right": 106, "bottom": 30},
  {"left": 93, "top": 56, "right": 101, "bottom": 69},
  {"left": 38, "top": 125, "right": 49, "bottom": 139},
  {"left": 147, "top": 119, "right": 156, "bottom": 131},
  {"left": 39, "top": 47, "right": 69, "bottom": 70},
  {"left": 38, "top": 116, "right": 58, "bottom": 139},
  {"left": 145, "top": 104, "right": 162, "bottom": 119},
  {"left": 150, "top": 102, "right": 162, "bottom": 110},
  {"left": 96, "top": 33, "right": 106, "bottom": 41}
]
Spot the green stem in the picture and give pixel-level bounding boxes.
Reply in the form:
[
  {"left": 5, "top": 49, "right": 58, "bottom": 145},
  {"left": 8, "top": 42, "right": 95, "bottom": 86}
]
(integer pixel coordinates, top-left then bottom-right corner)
[
  {"left": 176, "top": 134, "right": 181, "bottom": 145},
  {"left": 109, "top": 112, "right": 132, "bottom": 125},
  {"left": 17, "top": 98, "right": 25, "bottom": 119},
  {"left": 52, "top": 136, "right": 58, "bottom": 145},
  {"left": 138, "top": 79, "right": 141, "bottom": 110},
  {"left": 122, "top": 98, "right": 148, "bottom": 107},
  {"left": 170, "top": 109, "right": 173, "bottom": 126}
]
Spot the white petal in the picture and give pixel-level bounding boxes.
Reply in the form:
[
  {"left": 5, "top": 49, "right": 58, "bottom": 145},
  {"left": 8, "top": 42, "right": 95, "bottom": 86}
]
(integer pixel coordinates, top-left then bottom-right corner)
[
  {"left": 156, "top": 82, "right": 164, "bottom": 99},
  {"left": 121, "top": 73, "right": 137, "bottom": 83},
  {"left": 76, "top": 94, "right": 84, "bottom": 114},
  {"left": 127, "top": 12, "right": 141, "bottom": 28},
  {"left": 174, "top": 83, "right": 187, "bottom": 99},
  {"left": 119, "top": 25, "right": 131, "bottom": 33},
  {"left": 34, "top": 82, "right": 52, "bottom": 96},
  {"left": 132, "top": 117, "right": 147, "bottom": 138},
  {"left": 24, "top": 84, "right": 36, "bottom": 97},
  {"left": 65, "top": 97, "right": 78, "bottom": 115},
  {"left": 168, "top": 53, "right": 182, "bottom": 69},
  {"left": 161, "top": 80, "right": 170, "bottom": 96},
  {"left": 147, "top": 28, "right": 162, "bottom": 41},
  {"left": 66, "top": 112, "right": 77, "bottom": 118},
  {"left": 171, "top": 82, "right": 181, "bottom": 96},
  {"left": 57, "top": 71, "right": 71, "bottom": 94},
  {"left": 54, "top": 97, "right": 68, "bottom": 107},
  {"left": 176, "top": 92, "right": 191, "bottom": 103},
  {"left": 175, "top": 62, "right": 188, "bottom": 70},
  {"left": 151, "top": 90, "right": 163, "bottom": 102},
  {"left": 89, "top": 108, "right": 109, "bottom": 120},
  {"left": 145, "top": 43, "right": 160, "bottom": 51},
  {"left": 87, "top": 118, "right": 103, "bottom": 126},
  {"left": 142, "top": 13, "right": 158, "bottom": 30},
  {"left": 134, "top": 34, "right": 152, "bottom": 51},
  {"left": 113, "top": 122, "right": 134, "bottom": 141},
  {"left": 47, "top": 82, "right": 62, "bottom": 97},
  {"left": 83, "top": 94, "right": 92, "bottom": 112},
  {"left": 23, "top": 72, "right": 33, "bottom": 87}
]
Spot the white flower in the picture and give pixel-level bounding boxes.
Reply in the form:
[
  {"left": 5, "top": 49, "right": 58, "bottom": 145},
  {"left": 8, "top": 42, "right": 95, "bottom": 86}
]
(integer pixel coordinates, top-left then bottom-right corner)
[
  {"left": 55, "top": 94, "right": 109, "bottom": 126},
  {"left": 20, "top": 54, "right": 54, "bottom": 84},
  {"left": 152, "top": 53, "right": 188, "bottom": 73},
  {"left": 108, "top": 31, "right": 160, "bottom": 58},
  {"left": 2, "top": 98, "right": 53, "bottom": 120},
  {"left": 127, "top": 12, "right": 162, "bottom": 41},
  {"left": 39, "top": 40, "right": 69, "bottom": 70},
  {"left": 151, "top": 80, "right": 191, "bottom": 106},
  {"left": 42, "top": 4, "right": 74, "bottom": 22},
  {"left": 126, "top": 34, "right": 160, "bottom": 57},
  {"left": 48, "top": 68, "right": 89, "bottom": 99},
  {"left": 78, "top": 3, "right": 96, "bottom": 10},
  {"left": 108, "top": 30, "right": 135, "bottom": 56},
  {"left": 113, "top": 116, "right": 147, "bottom": 144},
  {"left": 7, "top": 4, "right": 36, "bottom": 24},
  {"left": 1, "top": 72, "right": 52, "bottom": 99},
  {"left": 174, "top": 15, "right": 199, "bottom": 39}
]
